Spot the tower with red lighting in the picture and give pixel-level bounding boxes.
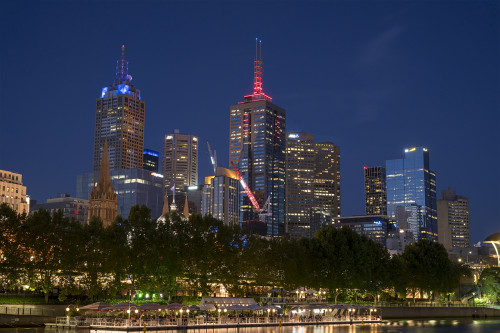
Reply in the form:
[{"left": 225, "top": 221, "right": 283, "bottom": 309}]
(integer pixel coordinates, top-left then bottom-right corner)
[{"left": 229, "top": 39, "right": 286, "bottom": 236}]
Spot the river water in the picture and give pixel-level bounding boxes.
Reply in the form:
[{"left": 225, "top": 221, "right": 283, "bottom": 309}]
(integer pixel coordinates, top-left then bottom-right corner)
[{"left": 1, "top": 320, "right": 500, "bottom": 333}]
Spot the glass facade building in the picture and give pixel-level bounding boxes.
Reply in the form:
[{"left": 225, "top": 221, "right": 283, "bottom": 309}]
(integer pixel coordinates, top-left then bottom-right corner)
[
  {"left": 228, "top": 50, "right": 286, "bottom": 237},
  {"left": 202, "top": 167, "right": 240, "bottom": 226},
  {"left": 334, "top": 215, "right": 397, "bottom": 247},
  {"left": 76, "top": 168, "right": 163, "bottom": 219},
  {"left": 386, "top": 147, "right": 437, "bottom": 242}
]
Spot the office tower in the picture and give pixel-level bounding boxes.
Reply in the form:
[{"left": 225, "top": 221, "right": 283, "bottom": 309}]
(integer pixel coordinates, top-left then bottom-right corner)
[
  {"left": 364, "top": 166, "right": 387, "bottom": 215},
  {"left": 88, "top": 140, "right": 118, "bottom": 227},
  {"left": 93, "top": 46, "right": 145, "bottom": 173},
  {"left": 202, "top": 167, "right": 240, "bottom": 226},
  {"left": 0, "top": 170, "right": 29, "bottom": 215},
  {"left": 162, "top": 130, "right": 198, "bottom": 200},
  {"left": 143, "top": 149, "right": 159, "bottom": 172},
  {"left": 229, "top": 41, "right": 286, "bottom": 236},
  {"left": 437, "top": 187, "right": 470, "bottom": 249},
  {"left": 285, "top": 133, "right": 315, "bottom": 238},
  {"left": 31, "top": 193, "right": 89, "bottom": 224},
  {"left": 386, "top": 147, "right": 437, "bottom": 242},
  {"left": 312, "top": 141, "right": 341, "bottom": 236}
]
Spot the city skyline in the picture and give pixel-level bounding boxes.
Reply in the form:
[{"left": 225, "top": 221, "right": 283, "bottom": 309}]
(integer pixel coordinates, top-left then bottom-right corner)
[{"left": 0, "top": 1, "right": 498, "bottom": 243}]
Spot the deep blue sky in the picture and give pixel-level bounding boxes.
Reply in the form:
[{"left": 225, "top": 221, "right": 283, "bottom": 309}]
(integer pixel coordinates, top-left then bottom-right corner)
[{"left": 1, "top": 1, "right": 498, "bottom": 243}]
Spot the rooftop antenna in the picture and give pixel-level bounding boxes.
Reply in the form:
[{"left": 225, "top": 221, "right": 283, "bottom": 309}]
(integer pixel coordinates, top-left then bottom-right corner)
[
  {"left": 121, "top": 45, "right": 125, "bottom": 59},
  {"left": 253, "top": 38, "right": 263, "bottom": 95}
]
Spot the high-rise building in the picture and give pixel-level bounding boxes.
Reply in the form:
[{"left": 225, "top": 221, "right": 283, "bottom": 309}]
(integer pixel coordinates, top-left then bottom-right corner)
[
  {"left": 334, "top": 215, "right": 397, "bottom": 247},
  {"left": 386, "top": 147, "right": 437, "bottom": 242},
  {"left": 162, "top": 130, "right": 198, "bottom": 200},
  {"left": 93, "top": 46, "right": 145, "bottom": 173},
  {"left": 312, "top": 141, "right": 341, "bottom": 236},
  {"left": 143, "top": 149, "right": 159, "bottom": 172},
  {"left": 364, "top": 166, "right": 387, "bottom": 215},
  {"left": 31, "top": 193, "right": 89, "bottom": 224},
  {"left": 202, "top": 167, "right": 240, "bottom": 226},
  {"left": 285, "top": 133, "right": 315, "bottom": 238},
  {"left": 229, "top": 41, "right": 286, "bottom": 236},
  {"left": 285, "top": 133, "right": 341, "bottom": 238},
  {"left": 88, "top": 140, "right": 118, "bottom": 227},
  {"left": 0, "top": 170, "right": 29, "bottom": 215},
  {"left": 437, "top": 187, "right": 470, "bottom": 249}
]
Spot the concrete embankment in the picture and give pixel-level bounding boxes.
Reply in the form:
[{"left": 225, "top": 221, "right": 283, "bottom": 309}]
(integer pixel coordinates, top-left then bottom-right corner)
[
  {"left": 0, "top": 304, "right": 67, "bottom": 327},
  {"left": 381, "top": 306, "right": 500, "bottom": 318}
]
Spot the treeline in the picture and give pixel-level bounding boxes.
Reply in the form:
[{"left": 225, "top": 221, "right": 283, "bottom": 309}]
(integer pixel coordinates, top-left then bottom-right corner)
[{"left": 0, "top": 203, "right": 468, "bottom": 303}]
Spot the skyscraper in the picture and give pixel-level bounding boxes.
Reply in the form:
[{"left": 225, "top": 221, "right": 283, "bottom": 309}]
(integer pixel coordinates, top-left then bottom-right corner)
[
  {"left": 162, "top": 130, "right": 198, "bottom": 199},
  {"left": 93, "top": 46, "right": 145, "bottom": 173},
  {"left": 143, "top": 149, "right": 159, "bottom": 172},
  {"left": 229, "top": 41, "right": 286, "bottom": 237},
  {"left": 364, "top": 166, "right": 387, "bottom": 216},
  {"left": 285, "top": 132, "right": 341, "bottom": 238},
  {"left": 285, "top": 132, "right": 315, "bottom": 238},
  {"left": 386, "top": 147, "right": 437, "bottom": 242},
  {"left": 437, "top": 187, "right": 470, "bottom": 249},
  {"left": 311, "top": 141, "right": 341, "bottom": 235}
]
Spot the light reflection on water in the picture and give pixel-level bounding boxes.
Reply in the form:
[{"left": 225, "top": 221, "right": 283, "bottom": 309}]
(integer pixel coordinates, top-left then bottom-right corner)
[{"left": 1, "top": 320, "right": 500, "bottom": 333}]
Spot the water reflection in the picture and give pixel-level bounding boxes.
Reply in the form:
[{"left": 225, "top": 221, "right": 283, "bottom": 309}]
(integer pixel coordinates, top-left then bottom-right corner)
[{"left": 2, "top": 320, "right": 500, "bottom": 333}]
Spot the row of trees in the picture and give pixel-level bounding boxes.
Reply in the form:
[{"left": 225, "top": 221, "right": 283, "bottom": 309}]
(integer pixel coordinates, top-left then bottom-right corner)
[{"left": 0, "top": 203, "right": 471, "bottom": 303}]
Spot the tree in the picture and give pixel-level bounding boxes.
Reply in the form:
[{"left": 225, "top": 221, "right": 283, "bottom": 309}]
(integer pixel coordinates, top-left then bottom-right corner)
[
  {"left": 479, "top": 267, "right": 500, "bottom": 304},
  {"left": 401, "top": 239, "right": 464, "bottom": 301}
]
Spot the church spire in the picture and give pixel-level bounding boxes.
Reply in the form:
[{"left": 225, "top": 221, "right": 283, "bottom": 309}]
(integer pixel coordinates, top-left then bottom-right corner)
[
  {"left": 162, "top": 192, "right": 169, "bottom": 215},
  {"left": 183, "top": 195, "right": 190, "bottom": 218},
  {"left": 96, "top": 139, "right": 112, "bottom": 196}
]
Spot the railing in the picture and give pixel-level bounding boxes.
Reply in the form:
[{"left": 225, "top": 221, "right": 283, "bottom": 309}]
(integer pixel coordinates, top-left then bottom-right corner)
[
  {"left": 0, "top": 305, "right": 58, "bottom": 317},
  {"left": 260, "top": 296, "right": 328, "bottom": 304},
  {"left": 59, "top": 315, "right": 382, "bottom": 328}
]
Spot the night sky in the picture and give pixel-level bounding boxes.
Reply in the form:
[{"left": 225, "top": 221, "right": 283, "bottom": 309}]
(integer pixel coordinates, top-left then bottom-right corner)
[{"left": 1, "top": 1, "right": 498, "bottom": 243}]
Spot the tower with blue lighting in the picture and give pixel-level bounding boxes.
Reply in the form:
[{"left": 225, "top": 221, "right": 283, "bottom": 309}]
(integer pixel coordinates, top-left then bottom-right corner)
[
  {"left": 93, "top": 45, "right": 145, "bottom": 173},
  {"left": 229, "top": 40, "right": 286, "bottom": 237}
]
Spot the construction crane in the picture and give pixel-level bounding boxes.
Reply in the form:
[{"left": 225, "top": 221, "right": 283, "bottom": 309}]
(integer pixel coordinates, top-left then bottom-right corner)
[
  {"left": 230, "top": 161, "right": 271, "bottom": 222},
  {"left": 206, "top": 140, "right": 217, "bottom": 175}
]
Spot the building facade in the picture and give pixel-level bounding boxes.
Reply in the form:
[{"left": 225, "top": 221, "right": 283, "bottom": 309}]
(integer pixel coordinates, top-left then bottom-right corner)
[
  {"left": 77, "top": 168, "right": 163, "bottom": 220},
  {"left": 437, "top": 187, "right": 470, "bottom": 250},
  {"left": 0, "top": 170, "right": 29, "bottom": 215},
  {"left": 312, "top": 142, "right": 341, "bottom": 236},
  {"left": 285, "top": 133, "right": 341, "bottom": 238},
  {"left": 88, "top": 140, "right": 118, "bottom": 227},
  {"left": 364, "top": 166, "right": 387, "bottom": 216},
  {"left": 93, "top": 46, "right": 145, "bottom": 173},
  {"left": 202, "top": 167, "right": 240, "bottom": 226},
  {"left": 285, "top": 133, "right": 315, "bottom": 238},
  {"left": 162, "top": 130, "right": 198, "bottom": 199},
  {"left": 229, "top": 49, "right": 286, "bottom": 236},
  {"left": 334, "top": 215, "right": 397, "bottom": 247},
  {"left": 143, "top": 149, "right": 159, "bottom": 172},
  {"left": 31, "top": 193, "right": 89, "bottom": 224},
  {"left": 386, "top": 147, "right": 437, "bottom": 242}
]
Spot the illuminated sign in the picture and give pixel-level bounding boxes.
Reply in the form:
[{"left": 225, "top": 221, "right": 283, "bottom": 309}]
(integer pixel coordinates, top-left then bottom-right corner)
[
  {"left": 117, "top": 84, "right": 130, "bottom": 96},
  {"left": 409, "top": 148, "right": 416, "bottom": 152},
  {"left": 101, "top": 87, "right": 109, "bottom": 98},
  {"left": 193, "top": 137, "right": 198, "bottom": 142},
  {"left": 144, "top": 149, "right": 159, "bottom": 157},
  {"left": 150, "top": 172, "right": 164, "bottom": 178},
  {"left": 288, "top": 133, "right": 299, "bottom": 139},
  {"left": 373, "top": 220, "right": 382, "bottom": 225},
  {"left": 166, "top": 136, "right": 173, "bottom": 140},
  {"left": 187, "top": 186, "right": 198, "bottom": 190}
]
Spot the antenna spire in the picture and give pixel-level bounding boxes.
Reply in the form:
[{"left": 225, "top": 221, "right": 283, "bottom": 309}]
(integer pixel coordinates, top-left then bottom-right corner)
[
  {"left": 115, "top": 44, "right": 129, "bottom": 85},
  {"left": 253, "top": 38, "right": 263, "bottom": 95}
]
